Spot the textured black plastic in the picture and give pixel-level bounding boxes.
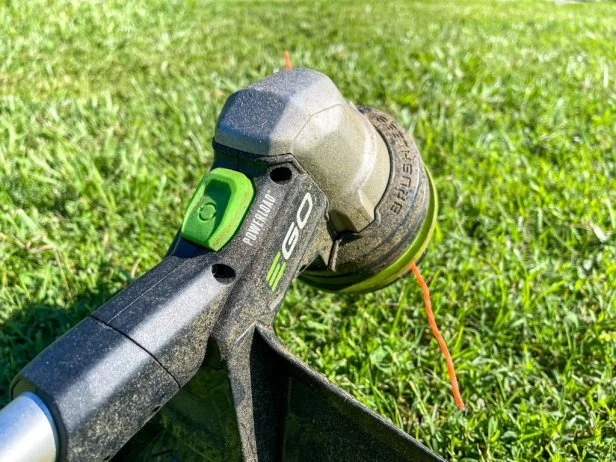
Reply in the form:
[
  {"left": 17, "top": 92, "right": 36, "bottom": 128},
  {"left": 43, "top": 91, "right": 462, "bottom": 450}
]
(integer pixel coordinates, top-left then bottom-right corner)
[
  {"left": 8, "top": 73, "right": 443, "bottom": 461},
  {"left": 11, "top": 158, "right": 335, "bottom": 462},
  {"left": 112, "top": 150, "right": 442, "bottom": 461},
  {"left": 116, "top": 328, "right": 444, "bottom": 462},
  {"left": 12, "top": 317, "right": 179, "bottom": 461},
  {"left": 92, "top": 252, "right": 230, "bottom": 387}
]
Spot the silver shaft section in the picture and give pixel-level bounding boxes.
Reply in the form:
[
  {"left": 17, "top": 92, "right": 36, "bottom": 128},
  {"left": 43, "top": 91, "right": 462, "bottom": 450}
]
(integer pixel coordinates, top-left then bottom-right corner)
[{"left": 0, "top": 392, "right": 58, "bottom": 462}]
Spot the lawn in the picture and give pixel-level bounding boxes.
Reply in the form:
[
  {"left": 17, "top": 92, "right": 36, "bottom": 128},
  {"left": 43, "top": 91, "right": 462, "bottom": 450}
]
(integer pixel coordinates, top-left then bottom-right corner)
[{"left": 1, "top": 0, "right": 615, "bottom": 460}]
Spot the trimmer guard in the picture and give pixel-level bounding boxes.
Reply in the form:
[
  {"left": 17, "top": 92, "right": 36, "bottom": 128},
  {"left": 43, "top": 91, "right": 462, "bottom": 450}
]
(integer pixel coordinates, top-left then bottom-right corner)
[{"left": 116, "top": 327, "right": 444, "bottom": 462}]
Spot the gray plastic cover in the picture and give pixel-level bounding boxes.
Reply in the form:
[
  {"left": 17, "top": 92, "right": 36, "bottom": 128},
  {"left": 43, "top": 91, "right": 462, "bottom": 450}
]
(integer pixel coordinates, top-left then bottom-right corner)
[{"left": 214, "top": 68, "right": 390, "bottom": 232}]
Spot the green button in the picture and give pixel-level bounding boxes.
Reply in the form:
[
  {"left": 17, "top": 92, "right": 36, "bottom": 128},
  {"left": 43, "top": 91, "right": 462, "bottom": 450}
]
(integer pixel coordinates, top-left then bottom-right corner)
[{"left": 181, "top": 168, "right": 255, "bottom": 251}]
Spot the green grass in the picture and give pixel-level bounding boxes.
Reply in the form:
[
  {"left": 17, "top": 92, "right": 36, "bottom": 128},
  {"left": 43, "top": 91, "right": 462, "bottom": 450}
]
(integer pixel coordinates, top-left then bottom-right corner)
[{"left": 1, "top": 0, "right": 615, "bottom": 460}]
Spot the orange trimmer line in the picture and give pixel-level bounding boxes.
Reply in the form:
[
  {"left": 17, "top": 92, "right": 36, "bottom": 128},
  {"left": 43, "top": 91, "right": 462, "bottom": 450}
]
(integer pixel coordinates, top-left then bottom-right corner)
[
  {"left": 409, "top": 263, "right": 465, "bottom": 410},
  {"left": 284, "top": 51, "right": 293, "bottom": 70}
]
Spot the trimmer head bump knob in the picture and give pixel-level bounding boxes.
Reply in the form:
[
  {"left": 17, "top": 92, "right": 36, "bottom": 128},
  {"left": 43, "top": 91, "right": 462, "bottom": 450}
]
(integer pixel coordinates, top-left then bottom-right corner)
[{"left": 300, "top": 106, "right": 437, "bottom": 294}]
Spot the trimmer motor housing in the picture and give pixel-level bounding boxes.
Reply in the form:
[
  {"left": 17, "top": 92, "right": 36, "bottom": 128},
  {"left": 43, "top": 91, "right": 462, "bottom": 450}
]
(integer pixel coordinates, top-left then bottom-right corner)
[{"left": 214, "top": 69, "right": 437, "bottom": 293}]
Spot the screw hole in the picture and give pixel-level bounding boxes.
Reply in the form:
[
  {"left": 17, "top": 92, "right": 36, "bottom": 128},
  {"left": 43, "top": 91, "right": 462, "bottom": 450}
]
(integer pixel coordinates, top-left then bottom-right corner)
[
  {"left": 269, "top": 167, "right": 293, "bottom": 184},
  {"left": 212, "top": 264, "right": 236, "bottom": 284}
]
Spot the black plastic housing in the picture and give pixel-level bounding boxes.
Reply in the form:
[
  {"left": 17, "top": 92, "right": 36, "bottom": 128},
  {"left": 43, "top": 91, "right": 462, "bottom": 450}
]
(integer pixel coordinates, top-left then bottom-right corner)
[
  {"left": 11, "top": 157, "right": 332, "bottom": 461},
  {"left": 9, "top": 69, "right": 441, "bottom": 461},
  {"left": 11, "top": 153, "right": 442, "bottom": 461},
  {"left": 12, "top": 317, "right": 179, "bottom": 461}
]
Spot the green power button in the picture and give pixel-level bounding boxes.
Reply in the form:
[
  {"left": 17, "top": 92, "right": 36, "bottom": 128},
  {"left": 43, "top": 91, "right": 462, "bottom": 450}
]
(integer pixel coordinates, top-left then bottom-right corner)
[{"left": 181, "top": 168, "right": 255, "bottom": 251}]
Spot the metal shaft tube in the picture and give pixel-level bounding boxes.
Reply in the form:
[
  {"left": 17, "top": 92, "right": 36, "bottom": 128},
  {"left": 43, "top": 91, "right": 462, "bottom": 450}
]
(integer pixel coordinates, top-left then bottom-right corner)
[{"left": 0, "top": 392, "right": 58, "bottom": 462}]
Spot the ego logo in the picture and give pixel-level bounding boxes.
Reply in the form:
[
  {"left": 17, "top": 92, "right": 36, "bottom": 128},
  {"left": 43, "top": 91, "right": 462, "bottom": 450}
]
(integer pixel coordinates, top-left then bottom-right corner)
[
  {"left": 282, "top": 193, "right": 313, "bottom": 259},
  {"left": 266, "top": 193, "right": 313, "bottom": 291}
]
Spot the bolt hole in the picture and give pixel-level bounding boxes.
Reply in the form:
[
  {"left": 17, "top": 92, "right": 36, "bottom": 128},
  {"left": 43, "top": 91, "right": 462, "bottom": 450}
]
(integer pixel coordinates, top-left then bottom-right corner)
[
  {"left": 269, "top": 167, "right": 293, "bottom": 184},
  {"left": 212, "top": 264, "right": 236, "bottom": 284}
]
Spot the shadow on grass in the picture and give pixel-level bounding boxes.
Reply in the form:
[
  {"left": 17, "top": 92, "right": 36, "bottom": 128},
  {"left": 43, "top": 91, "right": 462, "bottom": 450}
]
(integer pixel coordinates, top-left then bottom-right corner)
[{"left": 0, "top": 283, "right": 118, "bottom": 406}]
